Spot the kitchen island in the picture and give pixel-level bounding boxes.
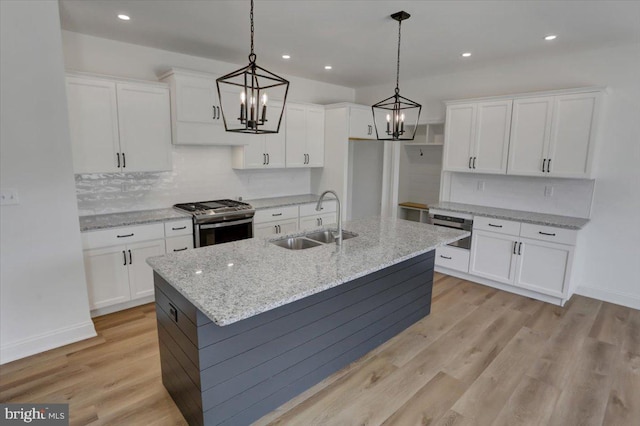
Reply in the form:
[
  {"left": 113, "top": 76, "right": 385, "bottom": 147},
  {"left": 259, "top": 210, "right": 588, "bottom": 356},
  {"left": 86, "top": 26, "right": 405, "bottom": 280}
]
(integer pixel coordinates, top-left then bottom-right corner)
[{"left": 147, "top": 216, "right": 468, "bottom": 425}]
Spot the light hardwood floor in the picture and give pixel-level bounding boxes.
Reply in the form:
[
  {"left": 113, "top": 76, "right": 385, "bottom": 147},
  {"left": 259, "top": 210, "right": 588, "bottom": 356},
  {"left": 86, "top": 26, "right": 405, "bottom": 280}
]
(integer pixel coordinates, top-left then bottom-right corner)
[{"left": 1, "top": 273, "right": 638, "bottom": 425}]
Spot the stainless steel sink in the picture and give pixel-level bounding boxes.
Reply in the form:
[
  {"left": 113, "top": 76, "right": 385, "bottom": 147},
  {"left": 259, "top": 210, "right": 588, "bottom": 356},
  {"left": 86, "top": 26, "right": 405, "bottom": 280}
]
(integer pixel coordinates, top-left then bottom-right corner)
[
  {"left": 271, "top": 237, "right": 322, "bottom": 250},
  {"left": 305, "top": 230, "right": 358, "bottom": 244}
]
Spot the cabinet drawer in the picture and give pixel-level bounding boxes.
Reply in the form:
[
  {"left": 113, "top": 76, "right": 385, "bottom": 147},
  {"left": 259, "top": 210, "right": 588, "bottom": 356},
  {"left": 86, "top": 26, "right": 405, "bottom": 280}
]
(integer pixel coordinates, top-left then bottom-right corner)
[
  {"left": 166, "top": 235, "right": 194, "bottom": 253},
  {"left": 520, "top": 223, "right": 577, "bottom": 246},
  {"left": 254, "top": 206, "right": 298, "bottom": 224},
  {"left": 435, "top": 246, "right": 470, "bottom": 273},
  {"left": 164, "top": 219, "right": 192, "bottom": 237},
  {"left": 82, "top": 223, "right": 164, "bottom": 250},
  {"left": 299, "top": 200, "right": 336, "bottom": 217},
  {"left": 473, "top": 216, "right": 521, "bottom": 236}
]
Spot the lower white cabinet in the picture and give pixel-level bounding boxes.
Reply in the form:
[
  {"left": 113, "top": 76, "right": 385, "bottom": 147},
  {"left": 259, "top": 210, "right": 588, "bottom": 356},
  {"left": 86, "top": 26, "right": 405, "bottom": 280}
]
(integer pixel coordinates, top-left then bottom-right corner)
[
  {"left": 468, "top": 220, "right": 575, "bottom": 298},
  {"left": 299, "top": 213, "right": 336, "bottom": 231},
  {"left": 84, "top": 239, "right": 164, "bottom": 310},
  {"left": 435, "top": 245, "right": 470, "bottom": 273},
  {"left": 254, "top": 219, "right": 298, "bottom": 238},
  {"left": 165, "top": 235, "right": 194, "bottom": 253}
]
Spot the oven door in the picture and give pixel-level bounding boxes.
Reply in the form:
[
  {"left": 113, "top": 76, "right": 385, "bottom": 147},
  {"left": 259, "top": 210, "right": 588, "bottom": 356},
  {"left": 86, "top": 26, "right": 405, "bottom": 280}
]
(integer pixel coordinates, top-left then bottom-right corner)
[
  {"left": 195, "top": 218, "right": 254, "bottom": 248},
  {"left": 430, "top": 216, "right": 472, "bottom": 250}
]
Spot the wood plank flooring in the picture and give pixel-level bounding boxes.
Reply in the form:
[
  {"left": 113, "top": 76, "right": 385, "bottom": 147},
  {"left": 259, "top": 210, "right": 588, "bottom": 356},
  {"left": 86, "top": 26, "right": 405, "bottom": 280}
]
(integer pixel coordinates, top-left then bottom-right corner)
[{"left": 1, "top": 273, "right": 638, "bottom": 425}]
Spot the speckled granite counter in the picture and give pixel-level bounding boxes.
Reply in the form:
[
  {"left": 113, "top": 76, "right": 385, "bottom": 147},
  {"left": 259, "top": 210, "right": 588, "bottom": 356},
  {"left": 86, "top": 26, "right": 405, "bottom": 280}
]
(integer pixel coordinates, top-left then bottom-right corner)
[
  {"left": 246, "top": 194, "right": 321, "bottom": 210},
  {"left": 147, "top": 216, "right": 468, "bottom": 326},
  {"left": 79, "top": 208, "right": 190, "bottom": 232},
  {"left": 430, "top": 202, "right": 589, "bottom": 230}
]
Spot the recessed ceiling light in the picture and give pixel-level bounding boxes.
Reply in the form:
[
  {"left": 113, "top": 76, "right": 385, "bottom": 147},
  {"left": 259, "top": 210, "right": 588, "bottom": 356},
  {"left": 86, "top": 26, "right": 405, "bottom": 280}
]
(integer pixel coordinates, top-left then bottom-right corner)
[
  {"left": 282, "top": 54, "right": 291, "bottom": 59},
  {"left": 461, "top": 52, "right": 472, "bottom": 58},
  {"left": 544, "top": 35, "right": 557, "bottom": 41},
  {"left": 117, "top": 14, "right": 130, "bottom": 21},
  {"left": 324, "top": 65, "right": 332, "bottom": 70}
]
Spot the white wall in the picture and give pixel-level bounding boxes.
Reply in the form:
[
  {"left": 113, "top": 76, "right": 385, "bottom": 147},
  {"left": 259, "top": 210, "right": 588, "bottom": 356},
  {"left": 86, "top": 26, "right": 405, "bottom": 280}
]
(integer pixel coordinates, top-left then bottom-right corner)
[
  {"left": 356, "top": 43, "right": 640, "bottom": 309},
  {"left": 62, "top": 31, "right": 356, "bottom": 214},
  {"left": 398, "top": 145, "right": 443, "bottom": 206},
  {"left": 0, "top": 1, "right": 96, "bottom": 364},
  {"left": 348, "top": 140, "right": 384, "bottom": 220}
]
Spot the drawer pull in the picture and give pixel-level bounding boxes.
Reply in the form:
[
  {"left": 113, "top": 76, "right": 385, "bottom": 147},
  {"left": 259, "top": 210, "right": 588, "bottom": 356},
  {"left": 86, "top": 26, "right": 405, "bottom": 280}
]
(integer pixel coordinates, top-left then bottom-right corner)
[
  {"left": 171, "top": 226, "right": 187, "bottom": 231},
  {"left": 538, "top": 231, "right": 556, "bottom": 236},
  {"left": 173, "top": 247, "right": 188, "bottom": 252},
  {"left": 168, "top": 303, "right": 178, "bottom": 323},
  {"left": 440, "top": 255, "right": 452, "bottom": 260},
  {"left": 123, "top": 250, "right": 127, "bottom": 266},
  {"left": 272, "top": 213, "right": 283, "bottom": 217},
  {"left": 117, "top": 233, "right": 134, "bottom": 238},
  {"left": 518, "top": 242, "right": 523, "bottom": 255},
  {"left": 513, "top": 241, "right": 517, "bottom": 254},
  {"left": 488, "top": 223, "right": 503, "bottom": 228},
  {"left": 128, "top": 249, "right": 132, "bottom": 265}
]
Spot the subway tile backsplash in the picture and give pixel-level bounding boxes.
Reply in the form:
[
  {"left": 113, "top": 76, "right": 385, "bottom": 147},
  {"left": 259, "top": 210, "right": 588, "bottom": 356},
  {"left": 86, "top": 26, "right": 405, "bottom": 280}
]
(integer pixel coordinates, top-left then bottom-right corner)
[{"left": 75, "top": 146, "right": 310, "bottom": 215}]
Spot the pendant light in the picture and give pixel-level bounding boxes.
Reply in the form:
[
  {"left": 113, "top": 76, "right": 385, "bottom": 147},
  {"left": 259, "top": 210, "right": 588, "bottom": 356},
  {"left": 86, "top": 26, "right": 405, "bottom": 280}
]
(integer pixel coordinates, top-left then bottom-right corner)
[
  {"left": 372, "top": 11, "right": 421, "bottom": 141},
  {"left": 216, "top": 0, "right": 289, "bottom": 134}
]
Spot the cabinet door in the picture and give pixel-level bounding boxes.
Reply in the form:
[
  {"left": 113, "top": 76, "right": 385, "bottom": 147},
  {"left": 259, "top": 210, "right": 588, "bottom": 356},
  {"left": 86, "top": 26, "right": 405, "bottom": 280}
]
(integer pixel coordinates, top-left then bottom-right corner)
[
  {"left": 285, "top": 103, "right": 307, "bottom": 167},
  {"left": 349, "top": 107, "right": 375, "bottom": 139},
  {"left": 547, "top": 93, "right": 599, "bottom": 178},
  {"left": 264, "top": 100, "right": 286, "bottom": 168},
  {"left": 84, "top": 246, "right": 130, "bottom": 310},
  {"left": 507, "top": 97, "right": 553, "bottom": 176},
  {"left": 306, "top": 106, "right": 325, "bottom": 167},
  {"left": 242, "top": 138, "right": 268, "bottom": 169},
  {"left": 474, "top": 100, "right": 512, "bottom": 174},
  {"left": 514, "top": 237, "right": 573, "bottom": 298},
  {"left": 116, "top": 83, "right": 172, "bottom": 172},
  {"left": 127, "top": 240, "right": 166, "bottom": 300},
  {"left": 175, "top": 74, "right": 219, "bottom": 124},
  {"left": 66, "top": 76, "right": 121, "bottom": 173},
  {"left": 254, "top": 222, "right": 280, "bottom": 238},
  {"left": 165, "top": 235, "right": 194, "bottom": 253},
  {"left": 278, "top": 218, "right": 299, "bottom": 234},
  {"left": 299, "top": 216, "right": 322, "bottom": 231},
  {"left": 443, "top": 104, "right": 476, "bottom": 172},
  {"left": 469, "top": 230, "right": 518, "bottom": 285}
]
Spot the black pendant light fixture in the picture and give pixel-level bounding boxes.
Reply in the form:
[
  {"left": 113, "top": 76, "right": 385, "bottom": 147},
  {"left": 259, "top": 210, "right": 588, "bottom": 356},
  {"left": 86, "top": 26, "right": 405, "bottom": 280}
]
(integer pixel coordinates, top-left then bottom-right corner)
[
  {"left": 216, "top": 0, "right": 289, "bottom": 134},
  {"left": 372, "top": 11, "right": 421, "bottom": 141}
]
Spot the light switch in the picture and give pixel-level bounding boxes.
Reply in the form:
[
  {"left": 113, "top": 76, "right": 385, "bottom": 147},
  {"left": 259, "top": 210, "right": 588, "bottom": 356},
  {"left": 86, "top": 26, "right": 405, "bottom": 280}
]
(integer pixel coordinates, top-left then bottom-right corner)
[
  {"left": 0, "top": 189, "right": 19, "bottom": 205},
  {"left": 477, "top": 180, "right": 485, "bottom": 191},
  {"left": 544, "top": 185, "right": 554, "bottom": 197}
]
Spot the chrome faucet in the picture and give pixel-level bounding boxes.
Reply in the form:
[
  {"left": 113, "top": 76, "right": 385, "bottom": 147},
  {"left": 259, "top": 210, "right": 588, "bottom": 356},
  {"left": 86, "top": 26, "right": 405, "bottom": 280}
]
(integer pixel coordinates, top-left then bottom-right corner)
[{"left": 316, "top": 190, "right": 342, "bottom": 245}]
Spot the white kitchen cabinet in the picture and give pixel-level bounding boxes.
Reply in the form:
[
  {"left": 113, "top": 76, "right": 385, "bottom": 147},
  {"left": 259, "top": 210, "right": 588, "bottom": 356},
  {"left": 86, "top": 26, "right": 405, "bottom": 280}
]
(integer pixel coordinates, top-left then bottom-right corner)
[
  {"left": 116, "top": 83, "right": 172, "bottom": 172},
  {"left": 126, "top": 240, "right": 166, "bottom": 299},
  {"left": 469, "top": 230, "right": 519, "bottom": 284},
  {"left": 443, "top": 100, "right": 512, "bottom": 174},
  {"left": 165, "top": 235, "right": 194, "bottom": 253},
  {"left": 232, "top": 100, "right": 286, "bottom": 169},
  {"left": 84, "top": 246, "right": 131, "bottom": 310},
  {"left": 66, "top": 74, "right": 172, "bottom": 173},
  {"left": 160, "top": 69, "right": 245, "bottom": 146},
  {"left": 508, "top": 91, "right": 600, "bottom": 178},
  {"left": 349, "top": 106, "right": 376, "bottom": 139},
  {"left": 514, "top": 237, "right": 573, "bottom": 298},
  {"left": 286, "top": 103, "right": 325, "bottom": 167},
  {"left": 254, "top": 219, "right": 298, "bottom": 238},
  {"left": 435, "top": 245, "right": 470, "bottom": 273},
  {"left": 299, "top": 213, "right": 336, "bottom": 231}
]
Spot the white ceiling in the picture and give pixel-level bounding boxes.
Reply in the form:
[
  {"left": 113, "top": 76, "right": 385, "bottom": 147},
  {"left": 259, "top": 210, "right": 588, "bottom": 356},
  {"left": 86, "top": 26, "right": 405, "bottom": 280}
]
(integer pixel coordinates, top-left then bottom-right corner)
[{"left": 58, "top": 0, "right": 640, "bottom": 88}]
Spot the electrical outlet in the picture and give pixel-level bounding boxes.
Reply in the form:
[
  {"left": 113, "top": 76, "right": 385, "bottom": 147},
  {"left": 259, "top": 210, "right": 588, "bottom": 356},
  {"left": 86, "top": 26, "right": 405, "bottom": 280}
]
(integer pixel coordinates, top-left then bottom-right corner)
[
  {"left": 477, "top": 180, "right": 485, "bottom": 191},
  {"left": 0, "top": 189, "right": 19, "bottom": 205},
  {"left": 544, "top": 185, "right": 554, "bottom": 197}
]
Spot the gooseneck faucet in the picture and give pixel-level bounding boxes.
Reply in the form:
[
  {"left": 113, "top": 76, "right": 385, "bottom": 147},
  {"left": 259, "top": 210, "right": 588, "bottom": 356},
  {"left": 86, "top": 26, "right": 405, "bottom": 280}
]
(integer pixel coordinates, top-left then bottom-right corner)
[{"left": 316, "top": 190, "right": 342, "bottom": 245}]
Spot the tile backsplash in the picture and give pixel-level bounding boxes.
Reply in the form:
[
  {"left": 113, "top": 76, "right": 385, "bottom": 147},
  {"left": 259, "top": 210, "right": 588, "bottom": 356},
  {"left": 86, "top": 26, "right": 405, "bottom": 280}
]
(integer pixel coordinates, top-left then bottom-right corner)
[{"left": 75, "top": 146, "right": 310, "bottom": 215}]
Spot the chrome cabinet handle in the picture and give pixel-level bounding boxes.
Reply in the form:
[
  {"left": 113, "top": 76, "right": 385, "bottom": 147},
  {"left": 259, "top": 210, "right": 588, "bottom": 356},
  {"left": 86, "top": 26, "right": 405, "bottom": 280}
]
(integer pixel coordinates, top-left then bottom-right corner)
[
  {"left": 117, "top": 233, "right": 134, "bottom": 238},
  {"left": 546, "top": 158, "right": 551, "bottom": 173},
  {"left": 542, "top": 159, "right": 547, "bottom": 173},
  {"left": 263, "top": 153, "right": 266, "bottom": 165}
]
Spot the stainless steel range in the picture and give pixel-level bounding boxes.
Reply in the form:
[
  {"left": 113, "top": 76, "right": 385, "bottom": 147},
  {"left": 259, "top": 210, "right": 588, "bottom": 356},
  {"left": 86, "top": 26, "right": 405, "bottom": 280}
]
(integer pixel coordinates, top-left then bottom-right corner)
[{"left": 173, "top": 199, "right": 255, "bottom": 248}]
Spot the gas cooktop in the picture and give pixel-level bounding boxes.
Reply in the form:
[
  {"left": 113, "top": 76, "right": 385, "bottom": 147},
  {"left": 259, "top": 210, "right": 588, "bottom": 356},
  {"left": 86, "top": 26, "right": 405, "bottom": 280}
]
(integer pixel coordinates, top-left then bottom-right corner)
[{"left": 174, "top": 199, "right": 255, "bottom": 223}]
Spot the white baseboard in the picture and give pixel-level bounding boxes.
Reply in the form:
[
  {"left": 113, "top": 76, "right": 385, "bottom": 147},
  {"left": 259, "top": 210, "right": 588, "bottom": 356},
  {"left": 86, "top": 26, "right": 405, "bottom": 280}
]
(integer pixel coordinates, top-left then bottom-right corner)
[
  {"left": 0, "top": 321, "right": 97, "bottom": 365},
  {"left": 90, "top": 295, "right": 154, "bottom": 318},
  {"left": 575, "top": 285, "right": 640, "bottom": 310}
]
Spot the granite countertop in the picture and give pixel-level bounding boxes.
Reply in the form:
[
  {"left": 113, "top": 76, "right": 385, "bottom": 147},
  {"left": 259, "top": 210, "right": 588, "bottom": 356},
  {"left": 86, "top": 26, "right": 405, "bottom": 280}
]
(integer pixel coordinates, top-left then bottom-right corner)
[
  {"left": 246, "top": 194, "right": 321, "bottom": 210},
  {"left": 430, "top": 202, "right": 589, "bottom": 230},
  {"left": 147, "top": 216, "right": 468, "bottom": 326},
  {"left": 79, "top": 208, "right": 190, "bottom": 232}
]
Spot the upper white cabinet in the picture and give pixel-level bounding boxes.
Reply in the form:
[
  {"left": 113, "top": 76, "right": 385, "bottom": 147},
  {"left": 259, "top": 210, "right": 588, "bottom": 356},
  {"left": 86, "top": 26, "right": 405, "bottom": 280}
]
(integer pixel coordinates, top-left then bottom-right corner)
[
  {"left": 444, "top": 87, "right": 603, "bottom": 179},
  {"left": 232, "top": 100, "right": 286, "bottom": 169},
  {"left": 67, "top": 75, "right": 172, "bottom": 173},
  {"left": 160, "top": 68, "right": 244, "bottom": 146},
  {"left": 349, "top": 106, "right": 376, "bottom": 139},
  {"left": 285, "top": 102, "right": 325, "bottom": 168},
  {"left": 443, "top": 100, "right": 512, "bottom": 174}
]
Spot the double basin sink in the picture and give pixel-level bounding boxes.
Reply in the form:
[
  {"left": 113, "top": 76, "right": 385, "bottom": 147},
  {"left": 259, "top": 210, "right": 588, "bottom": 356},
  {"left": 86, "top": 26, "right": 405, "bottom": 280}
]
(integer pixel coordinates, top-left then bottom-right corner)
[{"left": 271, "top": 229, "right": 357, "bottom": 250}]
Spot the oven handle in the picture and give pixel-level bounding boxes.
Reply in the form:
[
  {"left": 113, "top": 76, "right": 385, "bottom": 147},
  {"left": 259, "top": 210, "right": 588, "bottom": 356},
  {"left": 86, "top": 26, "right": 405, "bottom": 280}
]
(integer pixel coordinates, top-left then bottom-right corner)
[
  {"left": 198, "top": 218, "right": 254, "bottom": 230},
  {"left": 431, "top": 219, "right": 471, "bottom": 231}
]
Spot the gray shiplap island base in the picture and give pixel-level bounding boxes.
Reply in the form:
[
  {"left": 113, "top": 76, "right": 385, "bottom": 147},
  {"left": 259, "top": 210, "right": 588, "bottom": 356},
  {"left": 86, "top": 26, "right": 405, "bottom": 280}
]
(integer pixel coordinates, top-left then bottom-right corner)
[{"left": 147, "top": 217, "right": 468, "bottom": 425}]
